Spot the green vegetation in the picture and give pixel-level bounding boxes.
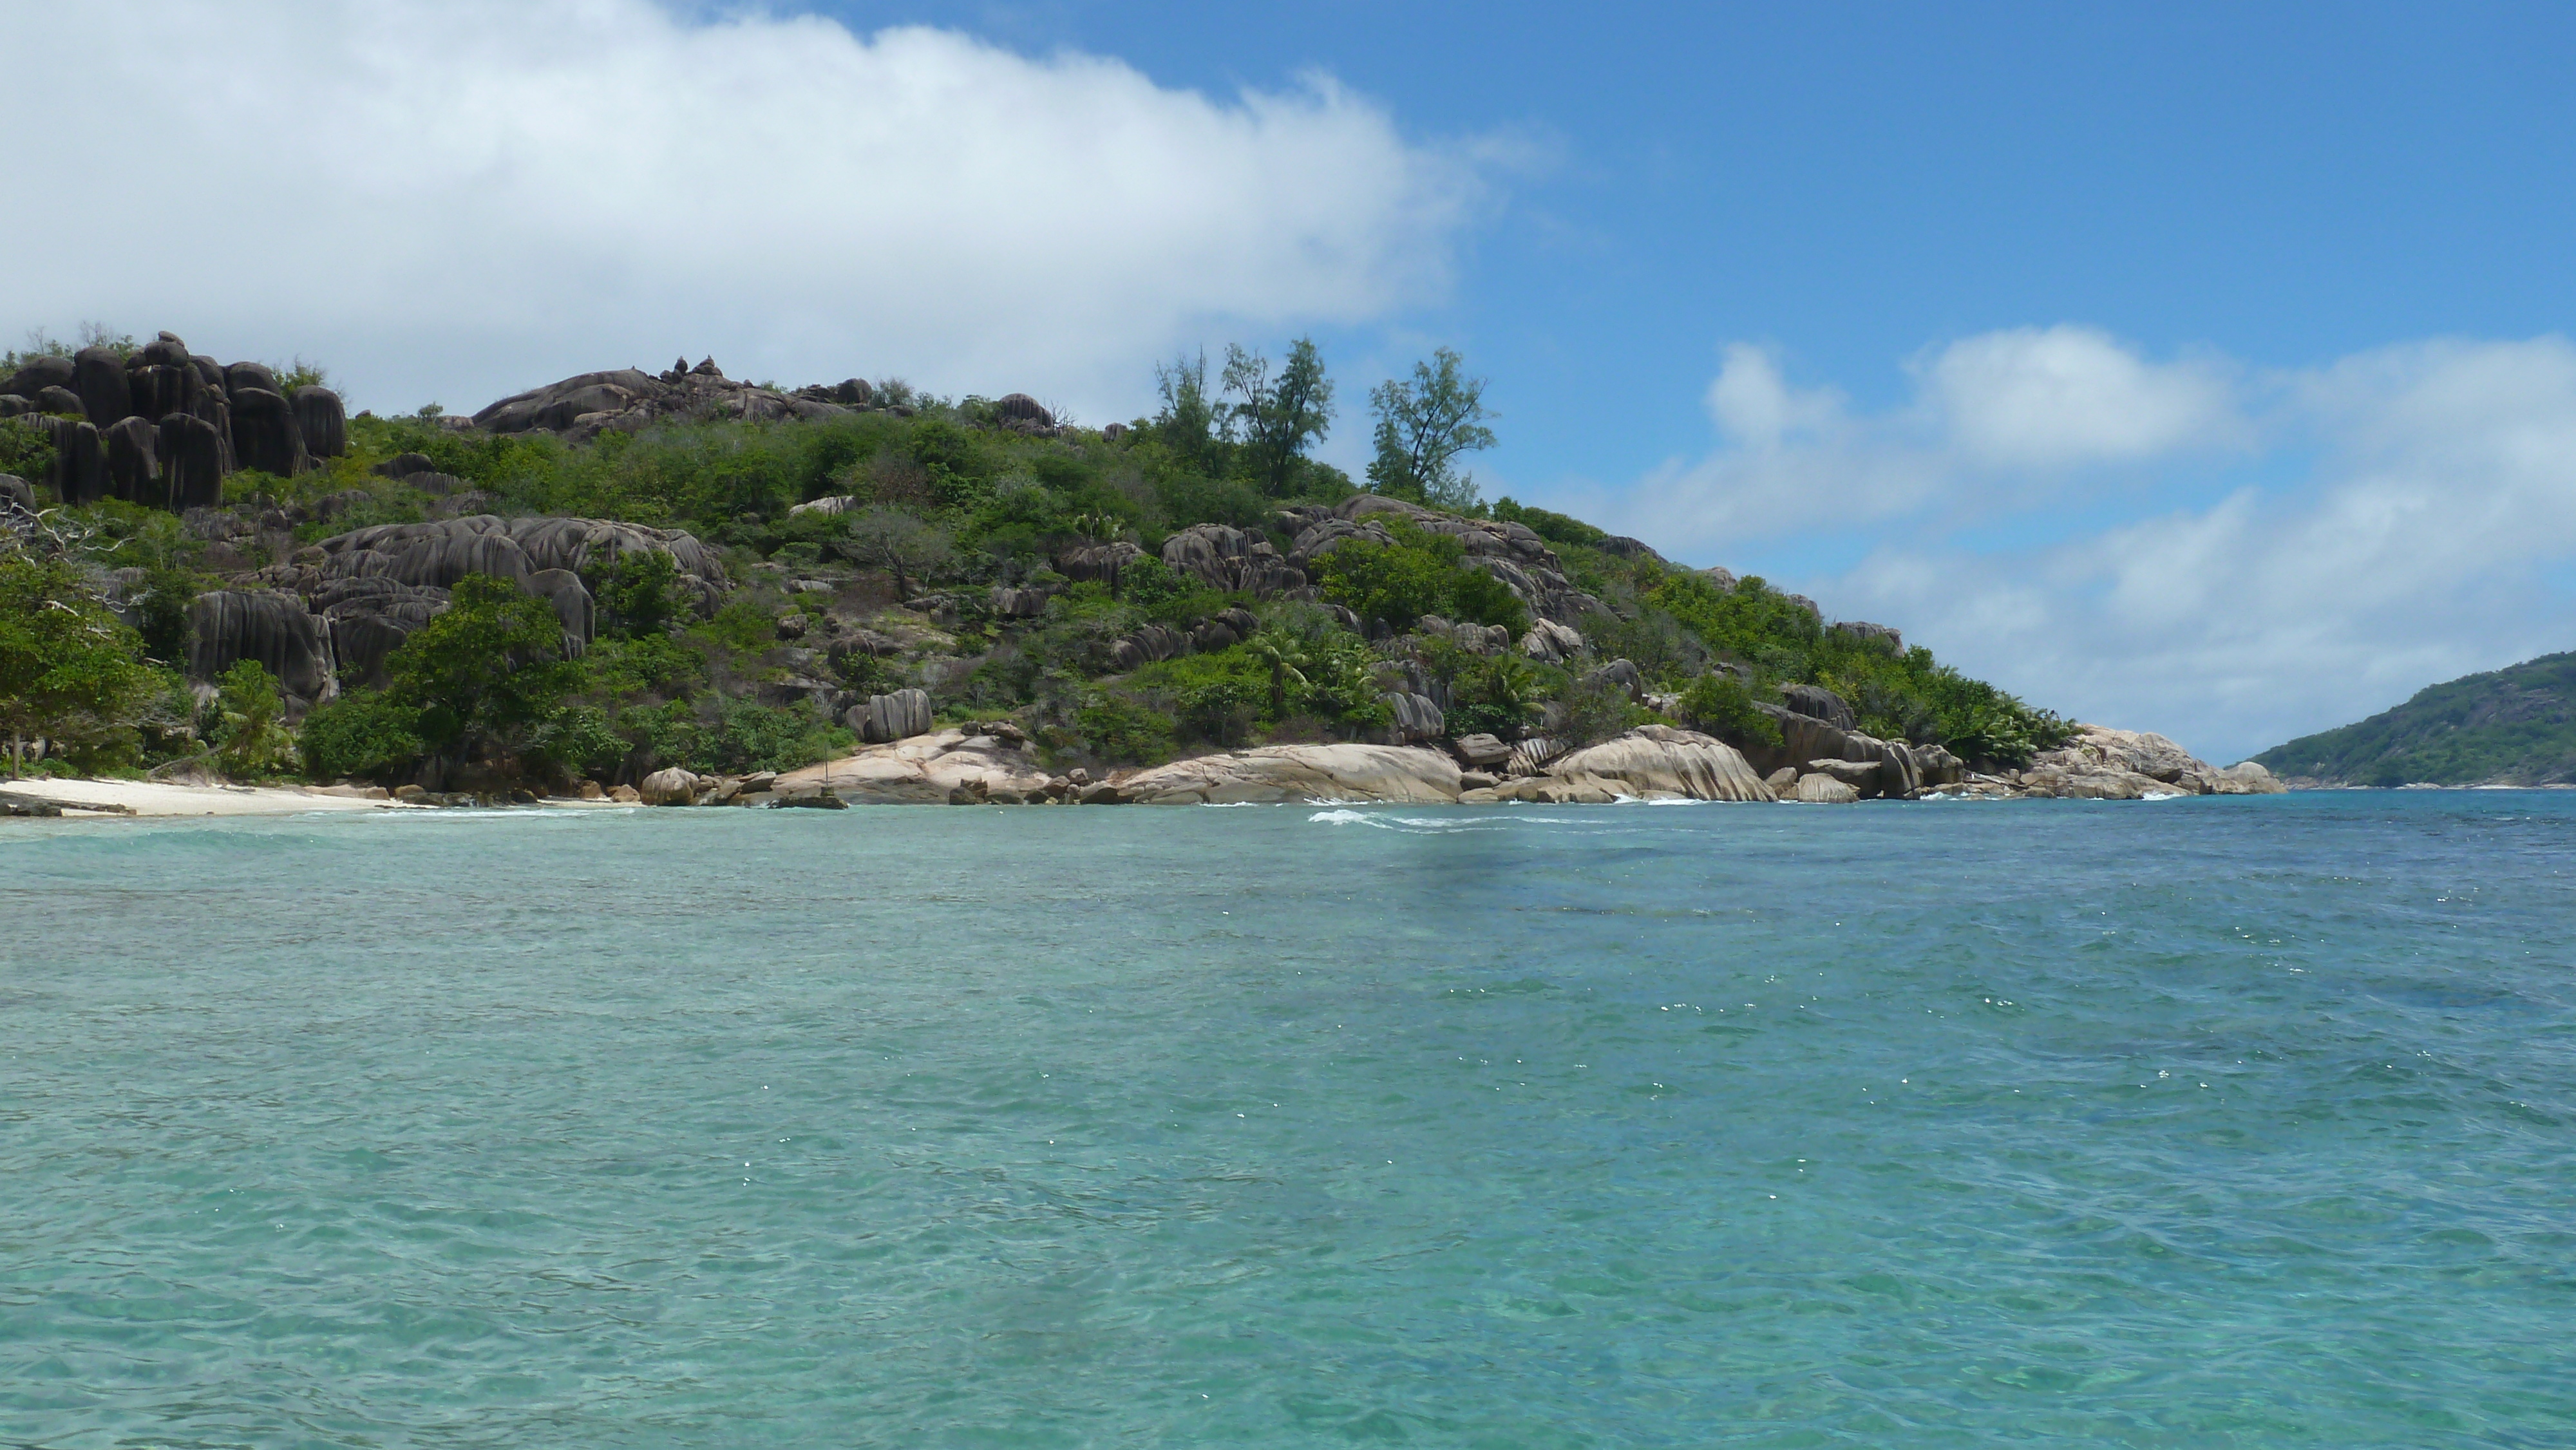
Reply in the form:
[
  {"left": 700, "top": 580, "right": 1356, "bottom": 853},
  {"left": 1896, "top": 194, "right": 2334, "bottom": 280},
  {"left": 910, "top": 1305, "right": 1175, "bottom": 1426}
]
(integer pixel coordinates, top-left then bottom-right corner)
[
  {"left": 1312, "top": 523, "right": 1529, "bottom": 635},
  {"left": 2255, "top": 650, "right": 2576, "bottom": 785},
  {"left": 6, "top": 335, "right": 2078, "bottom": 792},
  {"left": 0, "top": 551, "right": 162, "bottom": 775},
  {"left": 1367, "top": 348, "right": 1495, "bottom": 511},
  {"left": 1, "top": 417, "right": 55, "bottom": 481}
]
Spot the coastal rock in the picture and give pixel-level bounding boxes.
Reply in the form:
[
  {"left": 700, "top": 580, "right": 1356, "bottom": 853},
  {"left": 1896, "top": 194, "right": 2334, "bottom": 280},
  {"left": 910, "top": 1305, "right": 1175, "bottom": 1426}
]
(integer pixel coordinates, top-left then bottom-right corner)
[
  {"left": 639, "top": 767, "right": 703, "bottom": 805},
  {"left": 1781, "top": 684, "right": 1856, "bottom": 731},
  {"left": 774, "top": 726, "right": 1055, "bottom": 804},
  {"left": 849, "top": 688, "right": 934, "bottom": 744},
  {"left": 2213, "top": 760, "right": 2287, "bottom": 794},
  {"left": 1802, "top": 757, "right": 1884, "bottom": 795},
  {"left": 1794, "top": 773, "right": 1862, "bottom": 804},
  {"left": 1385, "top": 691, "right": 1444, "bottom": 742},
  {"left": 1450, "top": 732, "right": 1513, "bottom": 769},
  {"left": 1544, "top": 726, "right": 1777, "bottom": 801},
  {"left": 2003, "top": 725, "right": 2286, "bottom": 798},
  {"left": 2012, "top": 764, "right": 2179, "bottom": 800},
  {"left": 1119, "top": 744, "right": 1463, "bottom": 804}
]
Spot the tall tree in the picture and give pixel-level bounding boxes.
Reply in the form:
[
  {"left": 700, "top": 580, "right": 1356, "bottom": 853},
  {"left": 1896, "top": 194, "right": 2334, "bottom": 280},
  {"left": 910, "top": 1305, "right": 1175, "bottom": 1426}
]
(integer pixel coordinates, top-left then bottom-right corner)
[
  {"left": 1151, "top": 350, "right": 1224, "bottom": 472},
  {"left": 1367, "top": 348, "right": 1497, "bottom": 511},
  {"left": 1223, "top": 338, "right": 1334, "bottom": 496}
]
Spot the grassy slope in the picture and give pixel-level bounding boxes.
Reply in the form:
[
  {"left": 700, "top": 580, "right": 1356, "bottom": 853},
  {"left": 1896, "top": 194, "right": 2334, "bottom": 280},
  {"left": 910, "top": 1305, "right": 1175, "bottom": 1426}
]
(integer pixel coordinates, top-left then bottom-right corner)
[{"left": 2255, "top": 652, "right": 2576, "bottom": 785}]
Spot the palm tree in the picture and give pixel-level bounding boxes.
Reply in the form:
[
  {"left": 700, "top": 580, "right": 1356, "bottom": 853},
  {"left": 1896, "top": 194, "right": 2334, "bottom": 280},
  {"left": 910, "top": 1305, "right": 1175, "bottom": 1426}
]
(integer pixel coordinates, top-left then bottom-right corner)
[{"left": 1246, "top": 635, "right": 1311, "bottom": 719}]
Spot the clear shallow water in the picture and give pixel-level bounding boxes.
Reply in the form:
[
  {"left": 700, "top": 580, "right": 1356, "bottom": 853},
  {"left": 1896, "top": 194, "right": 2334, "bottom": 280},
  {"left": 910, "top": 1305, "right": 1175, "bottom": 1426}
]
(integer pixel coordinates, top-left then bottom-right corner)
[{"left": 3, "top": 794, "right": 2572, "bottom": 1448}]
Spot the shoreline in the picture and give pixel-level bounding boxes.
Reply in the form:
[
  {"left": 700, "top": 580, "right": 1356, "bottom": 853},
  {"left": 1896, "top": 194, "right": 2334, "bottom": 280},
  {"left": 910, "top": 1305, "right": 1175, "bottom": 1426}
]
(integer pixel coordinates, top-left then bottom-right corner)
[{"left": 5, "top": 772, "right": 2557, "bottom": 821}]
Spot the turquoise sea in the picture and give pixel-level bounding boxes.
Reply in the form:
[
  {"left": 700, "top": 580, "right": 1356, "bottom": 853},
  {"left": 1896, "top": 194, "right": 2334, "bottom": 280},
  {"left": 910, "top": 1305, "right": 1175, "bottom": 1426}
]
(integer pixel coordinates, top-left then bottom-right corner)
[{"left": 4, "top": 793, "right": 2571, "bottom": 1447}]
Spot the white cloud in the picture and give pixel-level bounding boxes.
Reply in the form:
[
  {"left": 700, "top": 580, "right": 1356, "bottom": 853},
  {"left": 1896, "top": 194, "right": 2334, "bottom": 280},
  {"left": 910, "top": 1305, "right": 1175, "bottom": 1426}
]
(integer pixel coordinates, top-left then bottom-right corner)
[
  {"left": 1623, "top": 328, "right": 2239, "bottom": 546},
  {"left": 1705, "top": 343, "right": 1844, "bottom": 446},
  {"left": 1916, "top": 325, "right": 2243, "bottom": 468},
  {"left": 0, "top": 1, "right": 1482, "bottom": 419},
  {"left": 1602, "top": 330, "right": 2576, "bottom": 764}
]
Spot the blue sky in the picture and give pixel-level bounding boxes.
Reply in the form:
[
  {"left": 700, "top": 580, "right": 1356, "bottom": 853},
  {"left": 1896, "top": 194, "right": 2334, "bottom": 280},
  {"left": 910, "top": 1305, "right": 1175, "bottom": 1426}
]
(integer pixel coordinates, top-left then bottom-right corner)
[{"left": 9, "top": 1, "right": 2575, "bottom": 761}]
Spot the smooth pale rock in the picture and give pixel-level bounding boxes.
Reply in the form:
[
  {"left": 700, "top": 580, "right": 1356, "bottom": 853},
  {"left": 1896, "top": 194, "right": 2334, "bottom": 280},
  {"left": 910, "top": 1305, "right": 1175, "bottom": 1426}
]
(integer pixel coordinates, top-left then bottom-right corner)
[
  {"left": 608, "top": 784, "right": 642, "bottom": 804},
  {"left": 1385, "top": 692, "right": 1444, "bottom": 743},
  {"left": 2215, "top": 760, "right": 2288, "bottom": 795},
  {"left": 1803, "top": 757, "right": 1883, "bottom": 793},
  {"left": 1520, "top": 618, "right": 1584, "bottom": 663},
  {"left": 1451, "top": 732, "right": 1511, "bottom": 769},
  {"left": 1764, "top": 766, "right": 1799, "bottom": 791},
  {"left": 849, "top": 688, "right": 934, "bottom": 744},
  {"left": 2014, "top": 764, "right": 2185, "bottom": 800},
  {"left": 775, "top": 726, "right": 1055, "bottom": 804},
  {"left": 639, "top": 767, "right": 702, "bottom": 805},
  {"left": 1547, "top": 726, "right": 1777, "bottom": 802},
  {"left": 1119, "top": 744, "right": 1463, "bottom": 804},
  {"left": 1795, "top": 773, "right": 1862, "bottom": 804},
  {"left": 2018, "top": 724, "right": 2282, "bottom": 798}
]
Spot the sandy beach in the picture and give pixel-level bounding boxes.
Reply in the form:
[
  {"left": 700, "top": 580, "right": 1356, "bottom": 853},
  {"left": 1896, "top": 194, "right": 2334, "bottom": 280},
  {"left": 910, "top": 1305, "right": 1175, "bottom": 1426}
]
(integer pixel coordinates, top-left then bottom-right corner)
[{"left": 0, "top": 778, "right": 413, "bottom": 817}]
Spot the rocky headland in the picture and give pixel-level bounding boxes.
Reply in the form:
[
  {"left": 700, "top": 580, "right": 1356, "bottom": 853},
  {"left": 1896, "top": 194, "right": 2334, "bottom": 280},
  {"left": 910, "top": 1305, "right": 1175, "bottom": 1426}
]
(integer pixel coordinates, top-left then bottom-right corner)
[{"left": 2, "top": 338, "right": 2283, "bottom": 811}]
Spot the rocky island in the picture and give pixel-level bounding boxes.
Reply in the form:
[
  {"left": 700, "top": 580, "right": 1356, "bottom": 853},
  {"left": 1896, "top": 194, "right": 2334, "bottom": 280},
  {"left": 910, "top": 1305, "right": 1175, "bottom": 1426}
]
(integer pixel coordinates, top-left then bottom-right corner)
[{"left": 1, "top": 331, "right": 2278, "bottom": 813}]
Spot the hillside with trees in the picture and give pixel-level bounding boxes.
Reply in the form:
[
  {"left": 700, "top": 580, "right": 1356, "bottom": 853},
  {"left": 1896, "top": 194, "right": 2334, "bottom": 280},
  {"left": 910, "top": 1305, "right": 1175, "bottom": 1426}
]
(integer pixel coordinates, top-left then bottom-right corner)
[
  {"left": 2256, "top": 652, "right": 2576, "bottom": 786},
  {"left": 1, "top": 326, "right": 2073, "bottom": 796}
]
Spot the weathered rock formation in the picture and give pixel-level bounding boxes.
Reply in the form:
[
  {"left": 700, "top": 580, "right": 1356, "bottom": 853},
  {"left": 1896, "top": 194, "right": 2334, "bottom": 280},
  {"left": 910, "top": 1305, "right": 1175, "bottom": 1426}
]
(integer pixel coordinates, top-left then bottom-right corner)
[
  {"left": 0, "top": 332, "right": 346, "bottom": 511},
  {"left": 1484, "top": 726, "right": 1775, "bottom": 802},
  {"left": 1988, "top": 726, "right": 2287, "bottom": 800},
  {"left": 1119, "top": 743, "right": 1464, "bottom": 804},
  {"left": 473, "top": 359, "right": 903, "bottom": 444},
  {"left": 772, "top": 725, "right": 1055, "bottom": 804}
]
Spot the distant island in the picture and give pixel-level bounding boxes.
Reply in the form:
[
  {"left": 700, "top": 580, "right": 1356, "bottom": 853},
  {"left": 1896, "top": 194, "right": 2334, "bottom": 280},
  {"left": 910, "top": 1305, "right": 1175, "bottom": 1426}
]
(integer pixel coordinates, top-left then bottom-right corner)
[
  {"left": 1, "top": 328, "right": 2278, "bottom": 813},
  {"left": 2257, "top": 652, "right": 2576, "bottom": 787}
]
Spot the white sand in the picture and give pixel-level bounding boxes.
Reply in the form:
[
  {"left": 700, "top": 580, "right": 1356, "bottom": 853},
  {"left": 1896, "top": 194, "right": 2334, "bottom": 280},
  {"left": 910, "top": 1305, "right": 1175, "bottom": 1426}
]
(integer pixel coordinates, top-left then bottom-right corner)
[{"left": 0, "top": 778, "right": 411, "bottom": 817}]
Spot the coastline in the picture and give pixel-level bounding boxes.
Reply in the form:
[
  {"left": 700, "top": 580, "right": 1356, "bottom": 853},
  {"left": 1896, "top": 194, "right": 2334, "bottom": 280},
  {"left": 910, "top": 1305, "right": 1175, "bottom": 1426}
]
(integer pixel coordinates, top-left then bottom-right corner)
[{"left": 0, "top": 720, "right": 2291, "bottom": 818}]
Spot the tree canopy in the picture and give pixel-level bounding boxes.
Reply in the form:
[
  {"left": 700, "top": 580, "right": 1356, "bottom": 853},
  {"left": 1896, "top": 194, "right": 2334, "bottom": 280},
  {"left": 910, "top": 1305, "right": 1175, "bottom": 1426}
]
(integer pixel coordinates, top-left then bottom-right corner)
[{"left": 1366, "top": 348, "right": 1496, "bottom": 511}]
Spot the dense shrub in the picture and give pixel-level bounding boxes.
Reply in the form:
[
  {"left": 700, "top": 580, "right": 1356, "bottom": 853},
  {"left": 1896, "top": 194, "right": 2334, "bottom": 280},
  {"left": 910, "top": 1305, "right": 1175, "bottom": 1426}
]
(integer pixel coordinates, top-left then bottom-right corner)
[
  {"left": 299, "top": 689, "right": 427, "bottom": 781},
  {"left": 1676, "top": 672, "right": 1782, "bottom": 749}
]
